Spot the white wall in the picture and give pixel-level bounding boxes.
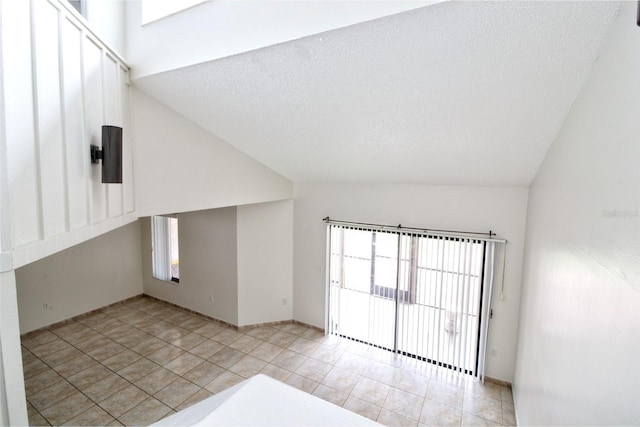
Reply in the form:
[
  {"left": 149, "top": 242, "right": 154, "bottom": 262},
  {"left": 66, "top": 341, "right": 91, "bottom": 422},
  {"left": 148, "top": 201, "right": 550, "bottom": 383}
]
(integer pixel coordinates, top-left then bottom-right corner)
[
  {"left": 125, "top": 0, "right": 435, "bottom": 79},
  {"left": 85, "top": 0, "right": 126, "bottom": 56},
  {"left": 132, "top": 88, "right": 293, "bottom": 217},
  {"left": 513, "top": 3, "right": 640, "bottom": 425},
  {"left": 237, "top": 200, "right": 293, "bottom": 326},
  {"left": 142, "top": 208, "right": 239, "bottom": 325},
  {"left": 3, "top": 0, "right": 136, "bottom": 269},
  {"left": 143, "top": 201, "right": 295, "bottom": 327},
  {"left": 16, "top": 221, "right": 144, "bottom": 333},
  {"left": 293, "top": 183, "right": 528, "bottom": 382}
]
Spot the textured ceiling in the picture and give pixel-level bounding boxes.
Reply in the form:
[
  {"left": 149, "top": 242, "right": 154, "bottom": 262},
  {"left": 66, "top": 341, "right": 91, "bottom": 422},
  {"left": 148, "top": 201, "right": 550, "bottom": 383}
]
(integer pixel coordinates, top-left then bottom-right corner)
[{"left": 134, "top": 1, "right": 621, "bottom": 185}]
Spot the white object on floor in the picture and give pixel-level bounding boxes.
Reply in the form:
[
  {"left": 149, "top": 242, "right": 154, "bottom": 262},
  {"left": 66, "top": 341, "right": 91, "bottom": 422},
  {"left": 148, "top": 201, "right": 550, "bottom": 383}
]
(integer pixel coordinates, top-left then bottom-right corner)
[{"left": 154, "top": 374, "right": 381, "bottom": 426}]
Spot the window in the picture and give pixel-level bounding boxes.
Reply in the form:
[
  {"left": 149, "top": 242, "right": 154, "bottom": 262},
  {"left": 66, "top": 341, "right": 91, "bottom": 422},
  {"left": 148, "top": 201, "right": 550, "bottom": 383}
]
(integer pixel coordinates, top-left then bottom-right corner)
[
  {"left": 141, "top": 0, "right": 207, "bottom": 25},
  {"left": 68, "top": 0, "right": 87, "bottom": 18},
  {"left": 327, "top": 222, "right": 503, "bottom": 380},
  {"left": 152, "top": 216, "right": 180, "bottom": 283}
]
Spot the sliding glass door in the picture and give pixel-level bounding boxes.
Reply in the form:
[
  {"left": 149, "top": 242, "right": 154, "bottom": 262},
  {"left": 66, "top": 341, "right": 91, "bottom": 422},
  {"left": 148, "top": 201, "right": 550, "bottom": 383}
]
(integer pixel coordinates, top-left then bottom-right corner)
[{"left": 327, "top": 223, "right": 498, "bottom": 378}]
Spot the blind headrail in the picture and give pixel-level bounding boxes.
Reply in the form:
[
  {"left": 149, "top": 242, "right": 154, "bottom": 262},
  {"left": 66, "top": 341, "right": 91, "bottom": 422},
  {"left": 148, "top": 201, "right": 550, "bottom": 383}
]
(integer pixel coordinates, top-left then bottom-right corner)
[{"left": 323, "top": 217, "right": 507, "bottom": 244}]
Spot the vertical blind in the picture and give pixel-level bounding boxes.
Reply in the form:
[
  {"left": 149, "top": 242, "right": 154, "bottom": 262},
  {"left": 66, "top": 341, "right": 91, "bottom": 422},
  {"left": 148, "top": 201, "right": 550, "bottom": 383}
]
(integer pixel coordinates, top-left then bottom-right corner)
[
  {"left": 325, "top": 220, "right": 506, "bottom": 381},
  {"left": 151, "top": 216, "right": 172, "bottom": 281}
]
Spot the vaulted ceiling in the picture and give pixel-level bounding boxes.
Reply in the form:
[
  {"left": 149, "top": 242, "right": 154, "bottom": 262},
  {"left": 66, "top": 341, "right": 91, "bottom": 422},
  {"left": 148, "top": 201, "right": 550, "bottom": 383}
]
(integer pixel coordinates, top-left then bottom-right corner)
[{"left": 134, "top": 1, "right": 621, "bottom": 186}]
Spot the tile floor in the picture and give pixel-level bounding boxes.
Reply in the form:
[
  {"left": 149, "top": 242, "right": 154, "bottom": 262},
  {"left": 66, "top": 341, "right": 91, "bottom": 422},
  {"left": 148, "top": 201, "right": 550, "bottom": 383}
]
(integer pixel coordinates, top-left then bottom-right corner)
[{"left": 21, "top": 296, "right": 516, "bottom": 426}]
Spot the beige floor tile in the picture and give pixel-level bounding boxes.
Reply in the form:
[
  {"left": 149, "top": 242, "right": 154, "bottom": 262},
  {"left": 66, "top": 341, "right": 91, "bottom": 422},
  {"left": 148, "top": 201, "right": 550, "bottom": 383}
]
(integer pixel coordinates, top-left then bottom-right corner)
[
  {"left": 351, "top": 376, "right": 391, "bottom": 407},
  {"left": 189, "top": 339, "right": 225, "bottom": 359},
  {"left": 76, "top": 312, "right": 110, "bottom": 328},
  {"left": 62, "top": 328, "right": 102, "bottom": 347},
  {"left": 171, "top": 333, "right": 207, "bottom": 351},
  {"left": 40, "top": 391, "right": 93, "bottom": 425},
  {"left": 280, "top": 323, "right": 308, "bottom": 336},
  {"left": 503, "top": 408, "right": 517, "bottom": 426},
  {"left": 245, "top": 326, "right": 278, "bottom": 341},
  {"left": 75, "top": 335, "right": 113, "bottom": 353},
  {"left": 501, "top": 385, "right": 514, "bottom": 405},
  {"left": 383, "top": 387, "right": 425, "bottom": 421},
  {"left": 83, "top": 373, "right": 131, "bottom": 403},
  {"left": 285, "top": 373, "right": 318, "bottom": 394},
  {"left": 147, "top": 345, "right": 185, "bottom": 365},
  {"left": 211, "top": 329, "right": 244, "bottom": 345},
  {"left": 57, "top": 356, "right": 102, "bottom": 382},
  {"left": 426, "top": 381, "right": 464, "bottom": 409},
  {"left": 67, "top": 364, "right": 112, "bottom": 390},
  {"left": 156, "top": 327, "right": 191, "bottom": 343},
  {"left": 249, "top": 342, "right": 284, "bottom": 362},
  {"left": 38, "top": 346, "right": 83, "bottom": 368},
  {"left": 61, "top": 404, "right": 115, "bottom": 426},
  {"left": 301, "top": 328, "right": 325, "bottom": 341},
  {"left": 27, "top": 410, "right": 49, "bottom": 426},
  {"left": 103, "top": 325, "right": 137, "bottom": 342},
  {"left": 267, "top": 330, "right": 299, "bottom": 348},
  {"left": 228, "top": 334, "right": 262, "bottom": 353},
  {"left": 28, "top": 380, "right": 78, "bottom": 412},
  {"left": 420, "top": 399, "right": 462, "bottom": 426},
  {"left": 129, "top": 336, "right": 167, "bottom": 357},
  {"left": 192, "top": 322, "right": 226, "bottom": 338},
  {"left": 119, "top": 397, "right": 172, "bottom": 426},
  {"left": 229, "top": 355, "right": 268, "bottom": 378},
  {"left": 378, "top": 409, "right": 419, "bottom": 427},
  {"left": 98, "top": 384, "right": 149, "bottom": 417},
  {"left": 178, "top": 316, "right": 210, "bottom": 332},
  {"left": 336, "top": 353, "right": 371, "bottom": 375},
  {"left": 461, "top": 412, "right": 501, "bottom": 427},
  {"left": 114, "top": 330, "right": 153, "bottom": 349},
  {"left": 465, "top": 380, "right": 502, "bottom": 400},
  {"left": 87, "top": 340, "right": 127, "bottom": 361},
  {"left": 392, "top": 369, "right": 430, "bottom": 397},
  {"left": 462, "top": 393, "right": 502, "bottom": 424},
  {"left": 208, "top": 347, "right": 245, "bottom": 369},
  {"left": 183, "top": 361, "right": 225, "bottom": 387},
  {"left": 118, "top": 358, "right": 161, "bottom": 382},
  {"left": 50, "top": 322, "right": 88, "bottom": 339},
  {"left": 321, "top": 366, "right": 360, "bottom": 394},
  {"left": 204, "top": 371, "right": 244, "bottom": 394},
  {"left": 133, "top": 367, "right": 181, "bottom": 394},
  {"left": 23, "top": 357, "right": 50, "bottom": 379},
  {"left": 309, "top": 344, "right": 344, "bottom": 365},
  {"left": 164, "top": 353, "right": 204, "bottom": 376},
  {"left": 25, "top": 369, "right": 63, "bottom": 396},
  {"left": 101, "top": 349, "right": 142, "bottom": 371},
  {"left": 139, "top": 320, "right": 174, "bottom": 337},
  {"left": 260, "top": 364, "right": 292, "bottom": 383},
  {"left": 343, "top": 395, "right": 382, "bottom": 422},
  {"left": 22, "top": 330, "right": 59, "bottom": 350},
  {"left": 271, "top": 349, "right": 308, "bottom": 371},
  {"left": 175, "top": 389, "right": 213, "bottom": 411},
  {"left": 312, "top": 384, "right": 349, "bottom": 406},
  {"left": 288, "top": 337, "right": 321, "bottom": 356},
  {"left": 91, "top": 320, "right": 126, "bottom": 336},
  {"left": 164, "top": 311, "right": 193, "bottom": 325},
  {"left": 154, "top": 377, "right": 201, "bottom": 408},
  {"left": 20, "top": 298, "right": 509, "bottom": 427}
]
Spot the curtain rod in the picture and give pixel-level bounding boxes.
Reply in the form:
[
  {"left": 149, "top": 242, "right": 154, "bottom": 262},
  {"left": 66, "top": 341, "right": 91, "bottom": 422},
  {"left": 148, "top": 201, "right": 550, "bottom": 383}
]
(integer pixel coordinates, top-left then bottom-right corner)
[{"left": 323, "top": 217, "right": 507, "bottom": 243}]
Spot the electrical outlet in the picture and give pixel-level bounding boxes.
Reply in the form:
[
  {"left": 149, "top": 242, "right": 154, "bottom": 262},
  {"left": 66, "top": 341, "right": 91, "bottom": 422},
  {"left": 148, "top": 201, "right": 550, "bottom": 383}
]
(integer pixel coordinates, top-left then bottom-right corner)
[
  {"left": 282, "top": 297, "right": 287, "bottom": 305},
  {"left": 491, "top": 348, "right": 497, "bottom": 356},
  {"left": 209, "top": 296, "right": 214, "bottom": 303}
]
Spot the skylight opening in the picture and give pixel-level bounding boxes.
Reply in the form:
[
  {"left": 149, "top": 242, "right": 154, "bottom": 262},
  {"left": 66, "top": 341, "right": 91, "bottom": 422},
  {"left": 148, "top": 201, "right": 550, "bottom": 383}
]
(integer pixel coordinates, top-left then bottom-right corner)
[{"left": 141, "top": 0, "right": 207, "bottom": 25}]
